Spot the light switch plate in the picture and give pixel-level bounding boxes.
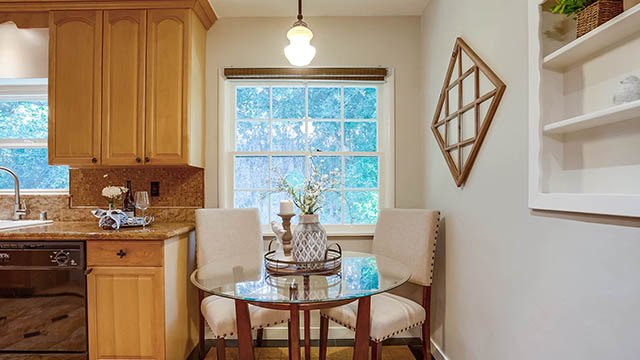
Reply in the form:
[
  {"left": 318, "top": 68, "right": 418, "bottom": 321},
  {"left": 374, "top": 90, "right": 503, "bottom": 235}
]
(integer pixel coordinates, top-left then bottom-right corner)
[{"left": 150, "top": 182, "right": 160, "bottom": 197}]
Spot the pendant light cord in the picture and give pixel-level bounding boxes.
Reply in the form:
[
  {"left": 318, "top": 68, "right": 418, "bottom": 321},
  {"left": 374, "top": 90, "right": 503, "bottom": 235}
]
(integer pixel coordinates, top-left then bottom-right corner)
[{"left": 297, "top": 0, "right": 303, "bottom": 21}]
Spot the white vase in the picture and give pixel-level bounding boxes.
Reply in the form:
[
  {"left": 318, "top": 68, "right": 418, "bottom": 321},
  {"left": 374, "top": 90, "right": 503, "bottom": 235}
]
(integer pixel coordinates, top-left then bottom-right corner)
[{"left": 292, "top": 214, "right": 328, "bottom": 267}]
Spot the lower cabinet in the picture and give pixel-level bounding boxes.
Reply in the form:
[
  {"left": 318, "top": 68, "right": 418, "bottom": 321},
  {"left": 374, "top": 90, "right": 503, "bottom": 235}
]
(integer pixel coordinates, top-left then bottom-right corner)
[
  {"left": 87, "top": 267, "right": 165, "bottom": 360},
  {"left": 85, "top": 235, "right": 198, "bottom": 360}
]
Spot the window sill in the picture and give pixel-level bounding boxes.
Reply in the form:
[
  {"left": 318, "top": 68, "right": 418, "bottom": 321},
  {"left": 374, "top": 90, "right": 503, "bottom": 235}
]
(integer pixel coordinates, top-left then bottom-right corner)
[{"left": 0, "top": 189, "right": 69, "bottom": 196}]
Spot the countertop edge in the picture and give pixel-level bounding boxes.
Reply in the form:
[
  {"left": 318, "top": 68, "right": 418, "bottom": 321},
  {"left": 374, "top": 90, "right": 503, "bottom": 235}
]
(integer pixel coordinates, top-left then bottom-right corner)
[{"left": 0, "top": 222, "right": 195, "bottom": 241}]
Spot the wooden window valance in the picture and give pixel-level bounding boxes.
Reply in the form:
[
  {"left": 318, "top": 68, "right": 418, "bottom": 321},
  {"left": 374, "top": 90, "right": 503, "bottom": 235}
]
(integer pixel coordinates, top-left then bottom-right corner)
[{"left": 223, "top": 68, "right": 388, "bottom": 82}]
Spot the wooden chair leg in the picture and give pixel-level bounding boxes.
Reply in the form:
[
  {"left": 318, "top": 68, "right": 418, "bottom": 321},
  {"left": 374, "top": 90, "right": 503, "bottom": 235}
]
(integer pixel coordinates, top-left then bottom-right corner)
[
  {"left": 288, "top": 321, "right": 293, "bottom": 360},
  {"left": 216, "top": 338, "right": 226, "bottom": 360},
  {"left": 256, "top": 328, "right": 264, "bottom": 347},
  {"left": 371, "top": 341, "right": 382, "bottom": 360},
  {"left": 422, "top": 286, "right": 431, "bottom": 360},
  {"left": 319, "top": 316, "right": 329, "bottom": 360},
  {"left": 304, "top": 310, "right": 311, "bottom": 360},
  {"left": 198, "top": 290, "right": 206, "bottom": 360}
]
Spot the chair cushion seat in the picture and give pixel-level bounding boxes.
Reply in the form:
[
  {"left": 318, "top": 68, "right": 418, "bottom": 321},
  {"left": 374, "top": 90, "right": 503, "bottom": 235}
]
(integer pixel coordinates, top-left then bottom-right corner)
[
  {"left": 201, "top": 296, "right": 289, "bottom": 338},
  {"left": 320, "top": 293, "right": 426, "bottom": 343}
]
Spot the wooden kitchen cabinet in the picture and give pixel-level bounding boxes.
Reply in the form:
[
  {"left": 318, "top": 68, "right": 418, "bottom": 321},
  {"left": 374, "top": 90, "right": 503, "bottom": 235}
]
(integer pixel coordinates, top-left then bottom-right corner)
[
  {"left": 87, "top": 267, "right": 165, "bottom": 360},
  {"left": 101, "top": 10, "right": 146, "bottom": 166},
  {"left": 146, "top": 9, "right": 205, "bottom": 167},
  {"left": 86, "top": 234, "right": 198, "bottom": 360},
  {"left": 48, "top": 8, "right": 206, "bottom": 167},
  {"left": 48, "top": 11, "right": 102, "bottom": 166}
]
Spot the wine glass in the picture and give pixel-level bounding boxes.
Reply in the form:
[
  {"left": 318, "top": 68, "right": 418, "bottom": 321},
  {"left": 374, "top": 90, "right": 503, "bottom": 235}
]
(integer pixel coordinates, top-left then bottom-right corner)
[{"left": 135, "top": 191, "right": 150, "bottom": 229}]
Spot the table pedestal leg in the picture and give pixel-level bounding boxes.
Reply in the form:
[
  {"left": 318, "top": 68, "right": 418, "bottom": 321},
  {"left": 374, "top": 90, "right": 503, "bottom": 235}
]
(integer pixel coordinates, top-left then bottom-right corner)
[
  {"left": 353, "top": 296, "right": 371, "bottom": 360},
  {"left": 304, "top": 309, "right": 311, "bottom": 360},
  {"left": 234, "top": 300, "right": 255, "bottom": 360},
  {"left": 289, "top": 304, "right": 301, "bottom": 360}
]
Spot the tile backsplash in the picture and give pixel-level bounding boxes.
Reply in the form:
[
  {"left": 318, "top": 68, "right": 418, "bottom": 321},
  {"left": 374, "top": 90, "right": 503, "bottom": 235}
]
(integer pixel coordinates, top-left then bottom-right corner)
[
  {"left": 69, "top": 167, "right": 204, "bottom": 207},
  {"left": 0, "top": 167, "right": 204, "bottom": 222}
]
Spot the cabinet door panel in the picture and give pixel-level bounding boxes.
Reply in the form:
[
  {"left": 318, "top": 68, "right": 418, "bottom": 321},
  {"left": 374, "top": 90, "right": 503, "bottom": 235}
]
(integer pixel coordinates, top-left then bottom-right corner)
[
  {"left": 146, "top": 9, "right": 190, "bottom": 165},
  {"left": 102, "top": 10, "right": 146, "bottom": 166},
  {"left": 87, "top": 267, "right": 164, "bottom": 360},
  {"left": 48, "top": 11, "right": 102, "bottom": 166}
]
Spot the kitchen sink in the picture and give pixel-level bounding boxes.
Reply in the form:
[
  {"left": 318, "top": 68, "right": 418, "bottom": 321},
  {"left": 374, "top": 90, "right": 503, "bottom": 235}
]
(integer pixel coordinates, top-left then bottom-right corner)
[{"left": 0, "top": 220, "right": 53, "bottom": 231}]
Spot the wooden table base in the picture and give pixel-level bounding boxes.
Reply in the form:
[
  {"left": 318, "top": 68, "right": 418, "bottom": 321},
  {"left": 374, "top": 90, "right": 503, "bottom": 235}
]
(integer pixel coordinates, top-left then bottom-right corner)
[
  {"left": 235, "top": 297, "right": 371, "bottom": 360},
  {"left": 234, "top": 300, "right": 255, "bottom": 360}
]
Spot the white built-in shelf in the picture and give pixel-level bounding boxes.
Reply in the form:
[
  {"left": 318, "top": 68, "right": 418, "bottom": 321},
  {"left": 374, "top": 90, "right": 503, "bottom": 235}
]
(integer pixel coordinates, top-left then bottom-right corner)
[
  {"left": 543, "top": 3, "right": 640, "bottom": 71},
  {"left": 543, "top": 99, "right": 640, "bottom": 134}
]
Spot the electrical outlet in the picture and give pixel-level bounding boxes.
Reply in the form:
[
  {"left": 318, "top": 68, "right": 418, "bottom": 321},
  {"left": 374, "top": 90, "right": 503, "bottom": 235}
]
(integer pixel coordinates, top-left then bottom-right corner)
[{"left": 150, "top": 182, "right": 160, "bottom": 197}]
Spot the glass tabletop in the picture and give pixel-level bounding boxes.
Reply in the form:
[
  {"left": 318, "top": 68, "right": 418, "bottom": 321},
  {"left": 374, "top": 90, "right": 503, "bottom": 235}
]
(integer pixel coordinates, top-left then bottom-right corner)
[{"left": 190, "top": 251, "right": 411, "bottom": 304}]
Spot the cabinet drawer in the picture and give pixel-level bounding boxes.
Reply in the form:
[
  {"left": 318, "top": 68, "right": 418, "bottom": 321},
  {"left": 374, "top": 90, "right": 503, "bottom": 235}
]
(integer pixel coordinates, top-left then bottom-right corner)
[{"left": 87, "top": 241, "right": 163, "bottom": 267}]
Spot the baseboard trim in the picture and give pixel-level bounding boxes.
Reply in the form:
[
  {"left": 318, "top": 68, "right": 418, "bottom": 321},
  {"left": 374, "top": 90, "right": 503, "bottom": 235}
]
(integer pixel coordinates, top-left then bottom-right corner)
[{"left": 430, "top": 338, "right": 448, "bottom": 360}]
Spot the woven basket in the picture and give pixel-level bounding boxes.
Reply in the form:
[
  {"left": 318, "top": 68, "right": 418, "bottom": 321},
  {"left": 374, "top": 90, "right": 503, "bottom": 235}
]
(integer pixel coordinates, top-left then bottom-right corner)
[{"left": 576, "top": 0, "right": 624, "bottom": 37}]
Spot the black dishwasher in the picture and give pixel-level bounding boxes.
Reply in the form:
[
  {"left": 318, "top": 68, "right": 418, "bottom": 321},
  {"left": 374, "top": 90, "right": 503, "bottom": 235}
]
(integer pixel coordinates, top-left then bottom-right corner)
[{"left": 0, "top": 241, "right": 87, "bottom": 360}]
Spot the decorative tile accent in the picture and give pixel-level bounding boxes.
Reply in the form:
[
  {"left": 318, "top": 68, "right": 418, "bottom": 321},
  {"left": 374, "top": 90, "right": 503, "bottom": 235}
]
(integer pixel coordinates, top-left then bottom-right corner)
[
  {"left": 0, "top": 167, "right": 203, "bottom": 223},
  {"left": 69, "top": 167, "right": 204, "bottom": 207}
]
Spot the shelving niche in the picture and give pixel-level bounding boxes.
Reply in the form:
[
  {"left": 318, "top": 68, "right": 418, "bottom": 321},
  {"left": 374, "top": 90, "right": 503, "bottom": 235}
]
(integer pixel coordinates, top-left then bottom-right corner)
[{"left": 529, "top": 0, "right": 640, "bottom": 217}]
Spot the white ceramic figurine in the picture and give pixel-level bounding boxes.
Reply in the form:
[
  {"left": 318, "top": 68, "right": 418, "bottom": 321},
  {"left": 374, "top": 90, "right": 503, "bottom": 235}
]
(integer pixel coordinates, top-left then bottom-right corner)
[
  {"left": 613, "top": 76, "right": 640, "bottom": 105},
  {"left": 270, "top": 221, "right": 287, "bottom": 258}
]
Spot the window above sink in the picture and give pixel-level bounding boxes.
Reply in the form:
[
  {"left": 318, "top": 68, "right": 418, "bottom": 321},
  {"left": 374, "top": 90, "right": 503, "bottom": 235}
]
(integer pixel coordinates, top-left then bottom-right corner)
[{"left": 0, "top": 79, "right": 69, "bottom": 194}]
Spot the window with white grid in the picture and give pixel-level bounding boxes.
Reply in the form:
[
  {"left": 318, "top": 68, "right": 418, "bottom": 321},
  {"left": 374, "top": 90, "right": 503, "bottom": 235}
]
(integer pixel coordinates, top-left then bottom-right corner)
[
  {"left": 222, "top": 81, "right": 394, "bottom": 229},
  {"left": 0, "top": 81, "right": 68, "bottom": 192}
]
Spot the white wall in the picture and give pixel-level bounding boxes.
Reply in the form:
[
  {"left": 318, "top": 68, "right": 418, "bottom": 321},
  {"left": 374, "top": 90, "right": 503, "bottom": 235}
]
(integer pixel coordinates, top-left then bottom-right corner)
[
  {"left": 421, "top": 1, "right": 640, "bottom": 359},
  {"left": 204, "top": 16, "right": 423, "bottom": 209},
  {"left": 204, "top": 15, "right": 424, "bottom": 340},
  {"left": 0, "top": 23, "right": 48, "bottom": 78}
]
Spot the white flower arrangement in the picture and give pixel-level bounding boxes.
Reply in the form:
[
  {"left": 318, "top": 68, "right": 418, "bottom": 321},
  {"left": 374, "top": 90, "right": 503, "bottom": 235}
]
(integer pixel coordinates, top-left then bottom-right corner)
[
  {"left": 273, "top": 162, "right": 341, "bottom": 215},
  {"left": 102, "top": 186, "right": 127, "bottom": 208}
]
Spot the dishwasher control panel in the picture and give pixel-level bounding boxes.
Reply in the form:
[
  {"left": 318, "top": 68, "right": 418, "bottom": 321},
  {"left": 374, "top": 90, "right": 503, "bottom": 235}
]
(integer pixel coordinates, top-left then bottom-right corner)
[{"left": 0, "top": 242, "right": 84, "bottom": 268}]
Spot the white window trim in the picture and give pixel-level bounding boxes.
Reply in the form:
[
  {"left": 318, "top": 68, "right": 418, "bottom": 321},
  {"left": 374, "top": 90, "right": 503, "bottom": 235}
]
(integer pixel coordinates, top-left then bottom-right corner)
[
  {"left": 0, "top": 81, "right": 69, "bottom": 194},
  {"left": 217, "top": 69, "right": 396, "bottom": 235}
]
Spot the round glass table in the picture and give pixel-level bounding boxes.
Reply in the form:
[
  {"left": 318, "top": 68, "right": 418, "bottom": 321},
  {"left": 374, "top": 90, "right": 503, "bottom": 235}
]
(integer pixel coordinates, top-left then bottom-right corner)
[{"left": 191, "top": 251, "right": 411, "bottom": 360}]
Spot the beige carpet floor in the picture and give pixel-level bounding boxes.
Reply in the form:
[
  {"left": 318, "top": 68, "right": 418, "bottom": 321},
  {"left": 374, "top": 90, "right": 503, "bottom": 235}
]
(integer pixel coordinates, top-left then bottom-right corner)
[{"left": 205, "top": 346, "right": 416, "bottom": 359}]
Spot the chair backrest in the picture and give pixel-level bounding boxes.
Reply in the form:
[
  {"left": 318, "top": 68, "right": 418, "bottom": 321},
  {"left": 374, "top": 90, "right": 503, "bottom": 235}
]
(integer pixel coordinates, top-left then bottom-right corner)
[
  {"left": 195, "top": 208, "right": 263, "bottom": 267},
  {"left": 371, "top": 208, "right": 440, "bottom": 287}
]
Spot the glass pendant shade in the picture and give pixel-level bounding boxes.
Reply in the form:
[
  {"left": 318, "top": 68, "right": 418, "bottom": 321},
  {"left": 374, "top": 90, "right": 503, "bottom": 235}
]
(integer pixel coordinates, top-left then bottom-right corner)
[{"left": 284, "top": 23, "right": 316, "bottom": 67}]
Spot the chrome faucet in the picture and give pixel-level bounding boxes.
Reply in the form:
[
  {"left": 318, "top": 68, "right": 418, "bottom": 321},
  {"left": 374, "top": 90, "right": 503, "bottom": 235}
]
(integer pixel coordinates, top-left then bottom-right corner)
[{"left": 0, "top": 167, "right": 27, "bottom": 220}]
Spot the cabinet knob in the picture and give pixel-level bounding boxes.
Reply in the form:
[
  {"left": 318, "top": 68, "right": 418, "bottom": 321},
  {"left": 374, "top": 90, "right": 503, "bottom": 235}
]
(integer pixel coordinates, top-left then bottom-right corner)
[
  {"left": 136, "top": 157, "right": 142, "bottom": 163},
  {"left": 144, "top": 157, "right": 150, "bottom": 163},
  {"left": 91, "top": 157, "right": 97, "bottom": 163},
  {"left": 116, "top": 249, "right": 127, "bottom": 258}
]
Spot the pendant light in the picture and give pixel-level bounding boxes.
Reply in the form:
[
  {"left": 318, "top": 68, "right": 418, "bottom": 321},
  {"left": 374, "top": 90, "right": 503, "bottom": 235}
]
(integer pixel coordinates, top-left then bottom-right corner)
[{"left": 284, "top": 0, "right": 316, "bottom": 66}]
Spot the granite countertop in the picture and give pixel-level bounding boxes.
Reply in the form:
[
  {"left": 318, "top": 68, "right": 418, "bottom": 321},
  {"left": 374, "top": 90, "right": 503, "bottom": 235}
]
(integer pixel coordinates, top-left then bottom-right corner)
[{"left": 0, "top": 222, "right": 195, "bottom": 241}]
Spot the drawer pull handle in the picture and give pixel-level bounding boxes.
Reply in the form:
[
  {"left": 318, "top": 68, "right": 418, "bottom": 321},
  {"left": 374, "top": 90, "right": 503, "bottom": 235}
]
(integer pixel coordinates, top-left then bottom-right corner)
[
  {"left": 85, "top": 268, "right": 93, "bottom": 275},
  {"left": 116, "top": 249, "right": 127, "bottom": 258}
]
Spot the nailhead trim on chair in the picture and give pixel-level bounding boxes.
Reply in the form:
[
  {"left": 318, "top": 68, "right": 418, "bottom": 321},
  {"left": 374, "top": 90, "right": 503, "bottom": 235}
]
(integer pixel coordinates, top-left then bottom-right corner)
[
  {"left": 320, "top": 313, "right": 425, "bottom": 343},
  {"left": 211, "top": 319, "right": 290, "bottom": 339},
  {"left": 428, "top": 211, "right": 441, "bottom": 284}
]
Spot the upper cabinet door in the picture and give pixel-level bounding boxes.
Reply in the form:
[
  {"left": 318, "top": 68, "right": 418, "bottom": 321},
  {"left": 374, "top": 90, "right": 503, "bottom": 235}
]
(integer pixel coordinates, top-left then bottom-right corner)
[
  {"left": 146, "top": 9, "right": 190, "bottom": 166},
  {"left": 49, "top": 11, "right": 102, "bottom": 166},
  {"left": 102, "top": 10, "right": 146, "bottom": 166}
]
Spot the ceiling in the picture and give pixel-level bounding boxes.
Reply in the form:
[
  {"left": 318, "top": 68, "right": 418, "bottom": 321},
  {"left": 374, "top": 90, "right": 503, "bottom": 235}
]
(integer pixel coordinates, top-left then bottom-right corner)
[{"left": 210, "top": 0, "right": 430, "bottom": 18}]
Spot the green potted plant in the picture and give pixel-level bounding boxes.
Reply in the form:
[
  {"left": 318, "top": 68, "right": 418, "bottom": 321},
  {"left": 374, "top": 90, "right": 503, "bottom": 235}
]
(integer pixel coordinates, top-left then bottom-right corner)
[{"left": 549, "top": 0, "right": 623, "bottom": 37}]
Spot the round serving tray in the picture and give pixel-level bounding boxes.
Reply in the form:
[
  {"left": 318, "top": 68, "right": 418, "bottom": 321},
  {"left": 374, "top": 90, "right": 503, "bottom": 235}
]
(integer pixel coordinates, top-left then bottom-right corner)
[{"left": 264, "top": 241, "right": 342, "bottom": 276}]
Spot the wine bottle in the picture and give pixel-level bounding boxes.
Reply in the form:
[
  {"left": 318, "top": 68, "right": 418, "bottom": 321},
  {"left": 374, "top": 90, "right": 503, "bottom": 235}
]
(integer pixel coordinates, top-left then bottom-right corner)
[{"left": 122, "top": 180, "right": 136, "bottom": 218}]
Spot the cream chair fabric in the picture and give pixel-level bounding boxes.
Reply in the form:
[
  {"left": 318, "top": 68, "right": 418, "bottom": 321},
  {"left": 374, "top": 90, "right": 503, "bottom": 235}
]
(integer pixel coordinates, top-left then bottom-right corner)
[
  {"left": 196, "top": 208, "right": 289, "bottom": 339},
  {"left": 320, "top": 293, "right": 426, "bottom": 343},
  {"left": 320, "top": 208, "right": 440, "bottom": 343},
  {"left": 196, "top": 208, "right": 263, "bottom": 268},
  {"left": 371, "top": 208, "right": 440, "bottom": 287},
  {"left": 201, "top": 296, "right": 289, "bottom": 338}
]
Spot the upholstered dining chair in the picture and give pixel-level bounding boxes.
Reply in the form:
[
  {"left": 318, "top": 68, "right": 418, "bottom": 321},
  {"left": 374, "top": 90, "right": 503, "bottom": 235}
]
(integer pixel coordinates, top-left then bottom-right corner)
[
  {"left": 195, "top": 208, "right": 290, "bottom": 360},
  {"left": 319, "top": 208, "right": 440, "bottom": 360}
]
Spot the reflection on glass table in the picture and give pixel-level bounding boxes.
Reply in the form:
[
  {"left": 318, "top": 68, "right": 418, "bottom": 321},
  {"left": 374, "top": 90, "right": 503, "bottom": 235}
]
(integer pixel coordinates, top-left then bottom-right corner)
[{"left": 191, "top": 251, "right": 410, "bottom": 304}]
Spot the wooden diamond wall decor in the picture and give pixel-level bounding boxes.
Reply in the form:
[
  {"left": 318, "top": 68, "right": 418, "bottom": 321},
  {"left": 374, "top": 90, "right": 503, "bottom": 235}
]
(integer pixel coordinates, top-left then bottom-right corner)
[{"left": 431, "top": 37, "right": 506, "bottom": 187}]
